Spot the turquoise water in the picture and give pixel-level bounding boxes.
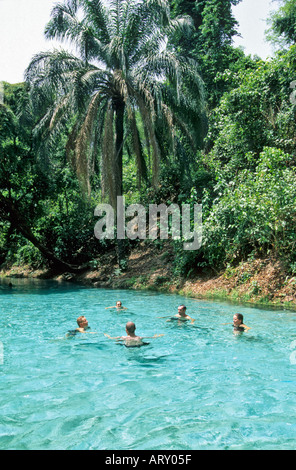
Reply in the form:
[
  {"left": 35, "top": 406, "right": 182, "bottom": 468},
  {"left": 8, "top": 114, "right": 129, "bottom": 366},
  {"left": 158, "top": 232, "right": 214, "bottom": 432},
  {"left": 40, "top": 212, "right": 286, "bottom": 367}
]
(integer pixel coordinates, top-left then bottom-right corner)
[{"left": 1, "top": 278, "right": 296, "bottom": 450}]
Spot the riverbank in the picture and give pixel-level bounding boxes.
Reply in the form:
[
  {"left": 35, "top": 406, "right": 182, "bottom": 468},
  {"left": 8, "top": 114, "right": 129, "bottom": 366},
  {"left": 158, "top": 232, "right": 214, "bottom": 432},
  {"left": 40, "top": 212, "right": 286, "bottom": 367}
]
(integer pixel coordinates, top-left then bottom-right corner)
[{"left": 1, "top": 241, "right": 296, "bottom": 309}]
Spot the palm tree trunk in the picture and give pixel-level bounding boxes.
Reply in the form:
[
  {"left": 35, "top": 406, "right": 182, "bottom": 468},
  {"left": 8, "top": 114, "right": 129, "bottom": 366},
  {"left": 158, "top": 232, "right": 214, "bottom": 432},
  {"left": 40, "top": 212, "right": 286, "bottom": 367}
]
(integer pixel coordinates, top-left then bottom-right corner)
[
  {"left": 114, "top": 102, "right": 128, "bottom": 270},
  {"left": 114, "top": 101, "right": 125, "bottom": 197}
]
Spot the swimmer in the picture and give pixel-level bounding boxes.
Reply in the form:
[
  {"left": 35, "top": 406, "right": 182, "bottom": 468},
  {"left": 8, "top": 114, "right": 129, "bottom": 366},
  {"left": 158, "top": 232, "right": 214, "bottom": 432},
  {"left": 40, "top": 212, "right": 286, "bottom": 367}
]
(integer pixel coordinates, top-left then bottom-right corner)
[
  {"left": 75, "top": 316, "right": 91, "bottom": 332},
  {"left": 160, "top": 305, "right": 195, "bottom": 324},
  {"left": 105, "top": 301, "right": 127, "bottom": 310},
  {"left": 233, "top": 313, "right": 250, "bottom": 333},
  {"left": 66, "top": 316, "right": 96, "bottom": 337},
  {"left": 104, "top": 321, "right": 164, "bottom": 347},
  {"left": 223, "top": 314, "right": 250, "bottom": 333}
]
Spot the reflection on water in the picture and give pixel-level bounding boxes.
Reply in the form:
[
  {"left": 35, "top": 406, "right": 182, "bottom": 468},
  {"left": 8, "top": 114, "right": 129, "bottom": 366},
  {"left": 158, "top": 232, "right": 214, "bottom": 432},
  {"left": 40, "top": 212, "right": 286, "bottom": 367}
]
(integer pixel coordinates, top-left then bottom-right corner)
[
  {"left": 126, "top": 353, "right": 169, "bottom": 367},
  {"left": 1, "top": 279, "right": 296, "bottom": 450}
]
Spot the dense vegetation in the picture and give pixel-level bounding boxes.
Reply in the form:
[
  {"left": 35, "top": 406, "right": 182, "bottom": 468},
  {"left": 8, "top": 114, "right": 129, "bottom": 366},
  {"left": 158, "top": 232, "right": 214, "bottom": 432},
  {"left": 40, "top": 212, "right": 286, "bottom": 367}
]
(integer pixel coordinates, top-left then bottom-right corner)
[{"left": 1, "top": 0, "right": 296, "bottom": 280}]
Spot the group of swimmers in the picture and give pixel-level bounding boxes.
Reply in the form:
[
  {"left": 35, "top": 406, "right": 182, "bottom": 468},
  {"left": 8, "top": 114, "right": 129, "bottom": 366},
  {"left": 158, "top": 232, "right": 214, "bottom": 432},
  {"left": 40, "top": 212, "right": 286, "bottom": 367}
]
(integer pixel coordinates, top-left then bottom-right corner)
[{"left": 67, "top": 301, "right": 251, "bottom": 347}]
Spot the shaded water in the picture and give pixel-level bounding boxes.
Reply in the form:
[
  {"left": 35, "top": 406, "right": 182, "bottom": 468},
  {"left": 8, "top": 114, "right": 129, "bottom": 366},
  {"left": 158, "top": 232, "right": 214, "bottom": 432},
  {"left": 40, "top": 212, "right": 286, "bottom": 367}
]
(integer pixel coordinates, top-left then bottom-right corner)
[{"left": 0, "top": 278, "right": 296, "bottom": 450}]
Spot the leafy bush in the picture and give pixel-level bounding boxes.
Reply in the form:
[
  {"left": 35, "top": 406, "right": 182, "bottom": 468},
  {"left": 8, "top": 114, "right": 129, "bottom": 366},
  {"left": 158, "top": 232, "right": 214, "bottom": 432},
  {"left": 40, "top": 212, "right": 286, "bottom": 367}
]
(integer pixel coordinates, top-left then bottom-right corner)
[{"left": 202, "top": 147, "right": 296, "bottom": 269}]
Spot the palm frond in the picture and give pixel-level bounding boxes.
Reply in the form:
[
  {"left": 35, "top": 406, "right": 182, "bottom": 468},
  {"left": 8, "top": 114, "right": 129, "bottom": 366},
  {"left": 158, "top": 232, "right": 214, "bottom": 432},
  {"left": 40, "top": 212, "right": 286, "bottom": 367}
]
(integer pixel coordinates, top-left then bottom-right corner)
[
  {"left": 82, "top": 0, "right": 110, "bottom": 43},
  {"left": 45, "top": 1, "right": 82, "bottom": 43},
  {"left": 129, "top": 110, "right": 148, "bottom": 188},
  {"left": 74, "top": 91, "right": 102, "bottom": 195},
  {"left": 136, "top": 94, "right": 160, "bottom": 187},
  {"left": 26, "top": 0, "right": 206, "bottom": 203},
  {"left": 49, "top": 96, "right": 70, "bottom": 130}
]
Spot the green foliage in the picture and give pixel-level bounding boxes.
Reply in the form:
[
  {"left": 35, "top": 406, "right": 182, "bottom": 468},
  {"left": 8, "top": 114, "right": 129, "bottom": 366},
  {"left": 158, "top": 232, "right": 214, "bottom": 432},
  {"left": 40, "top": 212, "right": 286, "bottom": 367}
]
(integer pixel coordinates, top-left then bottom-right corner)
[
  {"left": 205, "top": 48, "right": 296, "bottom": 180},
  {"left": 0, "top": 81, "right": 112, "bottom": 269},
  {"left": 26, "top": 0, "right": 205, "bottom": 208},
  {"left": 202, "top": 148, "right": 296, "bottom": 268},
  {"left": 2, "top": 1, "right": 296, "bottom": 283},
  {"left": 36, "top": 166, "right": 98, "bottom": 264},
  {"left": 9, "top": 240, "right": 44, "bottom": 268},
  {"left": 266, "top": 0, "right": 296, "bottom": 47},
  {"left": 170, "top": 0, "right": 243, "bottom": 106}
]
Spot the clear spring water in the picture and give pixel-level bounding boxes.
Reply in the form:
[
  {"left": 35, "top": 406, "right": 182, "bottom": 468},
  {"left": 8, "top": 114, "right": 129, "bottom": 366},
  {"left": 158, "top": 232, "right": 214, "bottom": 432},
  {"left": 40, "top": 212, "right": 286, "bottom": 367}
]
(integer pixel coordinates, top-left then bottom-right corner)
[{"left": 1, "top": 278, "right": 296, "bottom": 450}]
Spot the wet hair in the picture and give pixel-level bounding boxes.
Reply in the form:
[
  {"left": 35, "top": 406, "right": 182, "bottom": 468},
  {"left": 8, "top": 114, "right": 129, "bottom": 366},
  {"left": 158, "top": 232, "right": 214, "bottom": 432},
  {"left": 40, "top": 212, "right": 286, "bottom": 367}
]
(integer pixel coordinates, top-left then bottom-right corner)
[
  {"left": 178, "top": 305, "right": 187, "bottom": 310},
  {"left": 77, "top": 316, "right": 86, "bottom": 325},
  {"left": 234, "top": 313, "right": 244, "bottom": 322},
  {"left": 126, "top": 321, "right": 136, "bottom": 333}
]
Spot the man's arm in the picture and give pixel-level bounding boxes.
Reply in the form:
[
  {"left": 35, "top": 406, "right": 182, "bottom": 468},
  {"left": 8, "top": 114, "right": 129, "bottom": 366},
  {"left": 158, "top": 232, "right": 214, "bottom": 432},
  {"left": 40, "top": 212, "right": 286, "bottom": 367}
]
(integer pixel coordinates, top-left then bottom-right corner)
[
  {"left": 77, "top": 328, "right": 97, "bottom": 334},
  {"left": 141, "top": 334, "right": 165, "bottom": 339},
  {"left": 104, "top": 333, "right": 124, "bottom": 340}
]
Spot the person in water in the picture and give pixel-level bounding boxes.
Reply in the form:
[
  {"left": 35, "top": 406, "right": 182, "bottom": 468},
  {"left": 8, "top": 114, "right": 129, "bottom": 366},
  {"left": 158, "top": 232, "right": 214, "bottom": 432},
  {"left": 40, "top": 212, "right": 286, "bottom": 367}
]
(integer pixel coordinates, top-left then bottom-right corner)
[
  {"left": 232, "top": 313, "right": 250, "bottom": 333},
  {"left": 165, "top": 305, "right": 195, "bottom": 324},
  {"left": 104, "top": 321, "right": 164, "bottom": 347},
  {"left": 75, "top": 316, "right": 91, "bottom": 332},
  {"left": 66, "top": 316, "right": 94, "bottom": 337},
  {"left": 105, "top": 301, "right": 127, "bottom": 310}
]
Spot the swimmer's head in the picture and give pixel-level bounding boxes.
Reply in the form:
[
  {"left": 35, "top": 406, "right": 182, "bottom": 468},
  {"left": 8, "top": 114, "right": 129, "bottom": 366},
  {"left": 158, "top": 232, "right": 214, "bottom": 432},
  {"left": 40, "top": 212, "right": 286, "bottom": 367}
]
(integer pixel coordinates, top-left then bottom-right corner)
[
  {"left": 178, "top": 305, "right": 187, "bottom": 314},
  {"left": 233, "top": 313, "right": 243, "bottom": 325},
  {"left": 126, "top": 321, "right": 136, "bottom": 334},
  {"left": 77, "top": 316, "right": 88, "bottom": 328},
  {"left": 116, "top": 301, "right": 122, "bottom": 307}
]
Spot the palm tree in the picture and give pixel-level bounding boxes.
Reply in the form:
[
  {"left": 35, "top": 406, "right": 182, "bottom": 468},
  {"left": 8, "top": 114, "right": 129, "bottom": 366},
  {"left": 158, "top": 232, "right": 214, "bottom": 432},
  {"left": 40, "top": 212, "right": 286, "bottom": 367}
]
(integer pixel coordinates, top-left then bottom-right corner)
[{"left": 26, "top": 0, "right": 206, "bottom": 208}]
